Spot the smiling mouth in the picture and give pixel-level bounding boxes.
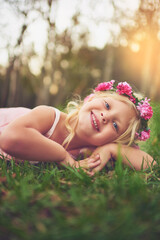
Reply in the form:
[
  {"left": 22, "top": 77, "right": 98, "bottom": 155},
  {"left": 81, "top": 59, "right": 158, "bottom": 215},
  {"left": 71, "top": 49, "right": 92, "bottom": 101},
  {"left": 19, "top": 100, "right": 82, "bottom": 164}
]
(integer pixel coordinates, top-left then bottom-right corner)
[{"left": 91, "top": 111, "right": 100, "bottom": 131}]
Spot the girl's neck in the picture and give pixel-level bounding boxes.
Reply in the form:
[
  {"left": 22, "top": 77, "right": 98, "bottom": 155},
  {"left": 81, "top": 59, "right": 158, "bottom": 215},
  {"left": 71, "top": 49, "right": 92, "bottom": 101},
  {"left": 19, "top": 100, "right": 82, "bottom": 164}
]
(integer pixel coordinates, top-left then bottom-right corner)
[
  {"left": 62, "top": 113, "right": 93, "bottom": 151},
  {"left": 66, "top": 133, "right": 92, "bottom": 151}
]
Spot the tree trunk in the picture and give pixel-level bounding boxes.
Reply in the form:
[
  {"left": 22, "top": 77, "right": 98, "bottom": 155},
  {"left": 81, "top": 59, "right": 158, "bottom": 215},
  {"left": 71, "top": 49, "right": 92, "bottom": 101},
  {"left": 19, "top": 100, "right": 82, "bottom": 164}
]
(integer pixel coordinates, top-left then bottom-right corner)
[
  {"left": 103, "top": 46, "right": 114, "bottom": 82},
  {"left": 141, "top": 37, "right": 153, "bottom": 96},
  {"left": 1, "top": 58, "right": 15, "bottom": 107}
]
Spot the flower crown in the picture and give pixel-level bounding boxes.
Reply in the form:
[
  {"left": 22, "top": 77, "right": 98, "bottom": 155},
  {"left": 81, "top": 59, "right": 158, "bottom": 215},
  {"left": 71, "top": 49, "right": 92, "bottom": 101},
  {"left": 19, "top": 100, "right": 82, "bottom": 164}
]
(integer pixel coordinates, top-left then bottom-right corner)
[{"left": 93, "top": 80, "right": 153, "bottom": 141}]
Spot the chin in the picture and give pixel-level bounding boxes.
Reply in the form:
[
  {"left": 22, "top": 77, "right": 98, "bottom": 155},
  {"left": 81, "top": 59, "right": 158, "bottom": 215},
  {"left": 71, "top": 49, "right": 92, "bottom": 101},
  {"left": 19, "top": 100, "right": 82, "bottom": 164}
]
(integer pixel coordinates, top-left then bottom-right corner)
[{"left": 89, "top": 141, "right": 105, "bottom": 147}]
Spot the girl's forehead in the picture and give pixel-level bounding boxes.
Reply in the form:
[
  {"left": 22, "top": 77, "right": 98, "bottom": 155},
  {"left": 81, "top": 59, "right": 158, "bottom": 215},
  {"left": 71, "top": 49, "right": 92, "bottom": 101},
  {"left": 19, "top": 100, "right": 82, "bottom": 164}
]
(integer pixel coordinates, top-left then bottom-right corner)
[{"left": 94, "top": 96, "right": 122, "bottom": 103}]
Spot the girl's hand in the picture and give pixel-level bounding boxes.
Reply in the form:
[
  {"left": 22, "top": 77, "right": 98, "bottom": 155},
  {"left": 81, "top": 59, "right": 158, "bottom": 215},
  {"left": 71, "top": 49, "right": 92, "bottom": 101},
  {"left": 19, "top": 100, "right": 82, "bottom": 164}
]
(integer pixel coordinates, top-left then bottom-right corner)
[
  {"left": 89, "top": 144, "right": 114, "bottom": 174},
  {"left": 75, "top": 154, "right": 101, "bottom": 176},
  {"left": 89, "top": 143, "right": 155, "bottom": 172}
]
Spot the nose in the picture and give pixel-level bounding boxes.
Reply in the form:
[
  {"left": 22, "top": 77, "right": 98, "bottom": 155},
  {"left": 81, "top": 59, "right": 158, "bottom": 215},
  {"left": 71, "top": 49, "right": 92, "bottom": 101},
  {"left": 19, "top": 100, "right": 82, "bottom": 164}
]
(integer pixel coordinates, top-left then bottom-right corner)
[{"left": 101, "top": 112, "right": 108, "bottom": 124}]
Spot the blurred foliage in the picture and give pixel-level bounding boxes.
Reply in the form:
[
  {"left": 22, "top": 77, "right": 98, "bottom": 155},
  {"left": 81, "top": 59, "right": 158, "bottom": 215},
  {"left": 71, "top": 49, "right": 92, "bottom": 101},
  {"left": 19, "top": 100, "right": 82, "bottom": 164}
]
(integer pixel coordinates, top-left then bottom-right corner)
[
  {"left": 140, "top": 102, "right": 160, "bottom": 158},
  {"left": 0, "top": 0, "right": 160, "bottom": 108}
]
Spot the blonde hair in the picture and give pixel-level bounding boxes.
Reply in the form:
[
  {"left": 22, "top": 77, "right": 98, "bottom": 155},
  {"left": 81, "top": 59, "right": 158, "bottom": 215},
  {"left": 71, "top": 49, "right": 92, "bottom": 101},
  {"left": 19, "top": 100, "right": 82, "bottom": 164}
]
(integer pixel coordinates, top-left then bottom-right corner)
[{"left": 63, "top": 91, "right": 142, "bottom": 148}]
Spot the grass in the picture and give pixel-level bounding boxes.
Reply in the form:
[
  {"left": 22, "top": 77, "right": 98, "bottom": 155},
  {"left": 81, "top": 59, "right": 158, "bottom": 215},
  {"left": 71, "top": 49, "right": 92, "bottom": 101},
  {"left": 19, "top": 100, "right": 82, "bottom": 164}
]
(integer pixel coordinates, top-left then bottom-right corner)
[{"left": 0, "top": 103, "right": 160, "bottom": 240}]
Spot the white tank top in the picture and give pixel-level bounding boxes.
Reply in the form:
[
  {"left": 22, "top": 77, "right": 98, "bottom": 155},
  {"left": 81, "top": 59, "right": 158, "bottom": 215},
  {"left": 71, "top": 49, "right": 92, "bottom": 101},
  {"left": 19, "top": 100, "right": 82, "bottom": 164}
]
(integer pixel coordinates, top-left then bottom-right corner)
[{"left": 45, "top": 108, "right": 61, "bottom": 138}]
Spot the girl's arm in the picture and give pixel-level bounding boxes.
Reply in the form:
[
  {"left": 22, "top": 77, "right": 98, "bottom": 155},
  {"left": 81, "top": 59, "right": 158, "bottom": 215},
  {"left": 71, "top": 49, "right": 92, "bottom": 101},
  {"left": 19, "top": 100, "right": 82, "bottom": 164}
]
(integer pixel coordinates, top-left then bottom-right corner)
[
  {"left": 90, "top": 143, "right": 155, "bottom": 173},
  {"left": 0, "top": 106, "right": 100, "bottom": 169},
  {"left": 0, "top": 106, "right": 70, "bottom": 163}
]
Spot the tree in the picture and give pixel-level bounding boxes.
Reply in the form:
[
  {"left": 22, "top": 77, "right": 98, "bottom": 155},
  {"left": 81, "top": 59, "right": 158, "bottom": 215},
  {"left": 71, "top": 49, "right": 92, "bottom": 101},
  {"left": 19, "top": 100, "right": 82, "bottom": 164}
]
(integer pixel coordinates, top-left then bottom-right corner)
[{"left": 115, "top": 0, "right": 160, "bottom": 99}]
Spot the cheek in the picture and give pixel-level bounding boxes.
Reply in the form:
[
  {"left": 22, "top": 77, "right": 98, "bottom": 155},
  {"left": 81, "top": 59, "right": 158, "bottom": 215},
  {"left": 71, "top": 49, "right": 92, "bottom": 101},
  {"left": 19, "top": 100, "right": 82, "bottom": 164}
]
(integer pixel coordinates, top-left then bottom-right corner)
[
  {"left": 101, "top": 127, "right": 117, "bottom": 142},
  {"left": 91, "top": 129, "right": 118, "bottom": 146}
]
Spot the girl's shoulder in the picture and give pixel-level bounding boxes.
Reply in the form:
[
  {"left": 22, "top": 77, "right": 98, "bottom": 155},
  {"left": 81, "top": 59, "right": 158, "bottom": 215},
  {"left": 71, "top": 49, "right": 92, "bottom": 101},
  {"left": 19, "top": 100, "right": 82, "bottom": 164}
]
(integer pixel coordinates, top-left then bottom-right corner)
[
  {"left": 44, "top": 107, "right": 61, "bottom": 138},
  {"left": 0, "top": 107, "right": 31, "bottom": 132},
  {"left": 29, "top": 105, "right": 64, "bottom": 133},
  {"left": 30, "top": 105, "right": 63, "bottom": 120}
]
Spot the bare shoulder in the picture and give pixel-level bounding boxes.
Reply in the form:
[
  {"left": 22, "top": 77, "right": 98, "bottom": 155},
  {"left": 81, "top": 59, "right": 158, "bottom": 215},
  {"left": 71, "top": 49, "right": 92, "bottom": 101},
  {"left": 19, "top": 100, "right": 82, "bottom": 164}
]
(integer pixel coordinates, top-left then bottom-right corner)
[{"left": 7, "top": 105, "right": 61, "bottom": 135}]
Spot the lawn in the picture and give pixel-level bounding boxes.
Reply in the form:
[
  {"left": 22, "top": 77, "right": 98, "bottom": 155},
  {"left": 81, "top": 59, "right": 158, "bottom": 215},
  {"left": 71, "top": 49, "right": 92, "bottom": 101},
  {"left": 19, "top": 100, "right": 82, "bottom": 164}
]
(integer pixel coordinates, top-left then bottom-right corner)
[{"left": 0, "top": 103, "right": 160, "bottom": 240}]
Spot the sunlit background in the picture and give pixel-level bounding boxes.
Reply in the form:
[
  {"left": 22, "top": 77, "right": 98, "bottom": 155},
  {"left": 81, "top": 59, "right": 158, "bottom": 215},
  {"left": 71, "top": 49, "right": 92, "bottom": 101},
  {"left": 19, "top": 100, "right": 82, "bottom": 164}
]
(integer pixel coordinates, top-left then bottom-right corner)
[{"left": 0, "top": 0, "right": 160, "bottom": 108}]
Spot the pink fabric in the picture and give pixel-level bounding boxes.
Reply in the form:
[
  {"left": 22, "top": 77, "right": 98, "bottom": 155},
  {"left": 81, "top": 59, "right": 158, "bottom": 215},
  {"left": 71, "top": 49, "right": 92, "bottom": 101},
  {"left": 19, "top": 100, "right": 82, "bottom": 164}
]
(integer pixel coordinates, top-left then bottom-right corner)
[
  {"left": 0, "top": 107, "right": 31, "bottom": 134},
  {"left": 0, "top": 107, "right": 31, "bottom": 160}
]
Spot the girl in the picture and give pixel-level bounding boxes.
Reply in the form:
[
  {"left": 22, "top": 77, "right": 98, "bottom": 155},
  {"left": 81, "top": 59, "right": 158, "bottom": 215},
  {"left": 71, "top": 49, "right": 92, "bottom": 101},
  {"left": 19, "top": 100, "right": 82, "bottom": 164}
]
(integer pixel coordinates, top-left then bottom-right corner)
[{"left": 0, "top": 80, "right": 155, "bottom": 175}]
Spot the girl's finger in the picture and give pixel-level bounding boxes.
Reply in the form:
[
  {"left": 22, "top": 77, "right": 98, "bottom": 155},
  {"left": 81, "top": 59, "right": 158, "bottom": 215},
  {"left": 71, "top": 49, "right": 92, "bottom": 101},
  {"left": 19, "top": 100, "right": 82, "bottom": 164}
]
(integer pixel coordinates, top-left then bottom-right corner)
[
  {"left": 81, "top": 159, "right": 101, "bottom": 169},
  {"left": 89, "top": 171, "right": 95, "bottom": 176},
  {"left": 88, "top": 160, "right": 101, "bottom": 169},
  {"left": 86, "top": 155, "right": 100, "bottom": 164},
  {"left": 92, "top": 165, "right": 103, "bottom": 173},
  {"left": 75, "top": 164, "right": 95, "bottom": 177},
  {"left": 83, "top": 169, "right": 95, "bottom": 177},
  {"left": 88, "top": 154, "right": 100, "bottom": 162}
]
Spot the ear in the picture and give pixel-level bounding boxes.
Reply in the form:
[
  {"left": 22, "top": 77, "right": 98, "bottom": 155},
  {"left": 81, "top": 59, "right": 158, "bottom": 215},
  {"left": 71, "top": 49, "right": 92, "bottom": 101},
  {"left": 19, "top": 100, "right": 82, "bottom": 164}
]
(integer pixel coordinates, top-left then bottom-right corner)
[{"left": 84, "top": 93, "right": 95, "bottom": 103}]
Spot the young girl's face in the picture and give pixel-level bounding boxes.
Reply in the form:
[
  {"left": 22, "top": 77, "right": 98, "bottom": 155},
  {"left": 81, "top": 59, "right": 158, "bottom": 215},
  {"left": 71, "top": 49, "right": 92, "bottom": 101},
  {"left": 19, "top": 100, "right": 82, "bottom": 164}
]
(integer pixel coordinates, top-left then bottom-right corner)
[{"left": 76, "top": 96, "right": 136, "bottom": 146}]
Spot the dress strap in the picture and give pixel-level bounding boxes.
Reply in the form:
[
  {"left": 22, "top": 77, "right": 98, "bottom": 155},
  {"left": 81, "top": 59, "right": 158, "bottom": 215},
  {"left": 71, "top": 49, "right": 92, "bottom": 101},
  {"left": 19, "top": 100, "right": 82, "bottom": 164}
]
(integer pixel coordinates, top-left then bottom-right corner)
[{"left": 45, "top": 108, "right": 60, "bottom": 138}]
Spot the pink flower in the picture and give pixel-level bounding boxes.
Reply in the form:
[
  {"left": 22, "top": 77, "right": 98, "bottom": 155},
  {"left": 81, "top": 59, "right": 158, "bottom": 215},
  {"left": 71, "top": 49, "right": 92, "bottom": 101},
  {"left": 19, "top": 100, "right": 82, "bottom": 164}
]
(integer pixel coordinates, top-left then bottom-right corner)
[
  {"left": 136, "top": 129, "right": 150, "bottom": 141},
  {"left": 84, "top": 93, "right": 95, "bottom": 103},
  {"left": 116, "top": 82, "right": 132, "bottom": 96},
  {"left": 95, "top": 80, "right": 115, "bottom": 91},
  {"left": 129, "top": 96, "right": 136, "bottom": 103},
  {"left": 137, "top": 98, "right": 153, "bottom": 120}
]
